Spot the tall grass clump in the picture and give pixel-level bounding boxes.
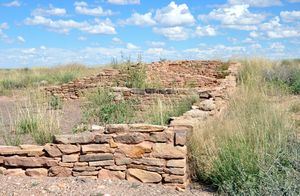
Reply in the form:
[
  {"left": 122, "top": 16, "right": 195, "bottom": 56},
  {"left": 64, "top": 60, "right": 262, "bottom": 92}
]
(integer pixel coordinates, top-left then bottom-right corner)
[
  {"left": 190, "top": 59, "right": 300, "bottom": 195},
  {"left": 83, "top": 88, "right": 134, "bottom": 125}
]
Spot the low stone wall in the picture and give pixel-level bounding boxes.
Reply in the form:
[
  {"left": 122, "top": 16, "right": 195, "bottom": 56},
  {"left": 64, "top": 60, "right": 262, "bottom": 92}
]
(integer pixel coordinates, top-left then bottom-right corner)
[{"left": 0, "top": 124, "right": 191, "bottom": 189}]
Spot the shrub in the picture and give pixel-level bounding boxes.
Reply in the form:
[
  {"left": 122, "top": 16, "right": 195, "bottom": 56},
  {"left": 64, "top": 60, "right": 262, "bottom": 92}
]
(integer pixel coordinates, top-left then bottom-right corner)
[
  {"left": 17, "top": 115, "right": 38, "bottom": 134},
  {"left": 49, "top": 95, "right": 63, "bottom": 110},
  {"left": 190, "top": 59, "right": 299, "bottom": 195},
  {"left": 83, "top": 88, "right": 134, "bottom": 125},
  {"left": 216, "top": 62, "right": 230, "bottom": 79},
  {"left": 122, "top": 62, "right": 147, "bottom": 88}
]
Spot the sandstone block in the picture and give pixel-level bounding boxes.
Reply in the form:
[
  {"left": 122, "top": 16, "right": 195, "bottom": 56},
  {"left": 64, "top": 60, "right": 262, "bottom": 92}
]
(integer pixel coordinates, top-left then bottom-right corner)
[
  {"left": 105, "top": 124, "right": 129, "bottom": 134},
  {"left": 132, "top": 158, "right": 165, "bottom": 167},
  {"left": 79, "top": 153, "right": 113, "bottom": 162},
  {"left": 163, "top": 174, "right": 185, "bottom": 184},
  {"left": 4, "top": 156, "right": 58, "bottom": 168},
  {"left": 115, "top": 153, "right": 132, "bottom": 165},
  {"left": 49, "top": 166, "right": 72, "bottom": 177},
  {"left": 116, "top": 145, "right": 145, "bottom": 158},
  {"left": 94, "top": 135, "right": 111, "bottom": 143},
  {"left": 113, "top": 133, "right": 145, "bottom": 144},
  {"left": 6, "top": 168, "right": 26, "bottom": 176},
  {"left": 54, "top": 132, "right": 95, "bottom": 144},
  {"left": 98, "top": 169, "right": 125, "bottom": 180},
  {"left": 147, "top": 132, "right": 172, "bottom": 143},
  {"left": 73, "top": 166, "right": 97, "bottom": 172},
  {"left": 19, "top": 145, "right": 44, "bottom": 156},
  {"left": 104, "top": 165, "right": 126, "bottom": 171},
  {"left": 62, "top": 154, "right": 79, "bottom": 163},
  {"left": 0, "top": 146, "right": 25, "bottom": 156},
  {"left": 129, "top": 124, "right": 166, "bottom": 132},
  {"left": 166, "top": 159, "right": 185, "bottom": 168},
  {"left": 128, "top": 164, "right": 164, "bottom": 173},
  {"left": 44, "top": 144, "right": 62, "bottom": 157},
  {"left": 88, "top": 160, "right": 114, "bottom": 167},
  {"left": 73, "top": 171, "right": 98, "bottom": 176},
  {"left": 175, "top": 131, "right": 187, "bottom": 146},
  {"left": 57, "top": 144, "right": 80, "bottom": 154},
  {"left": 74, "top": 162, "right": 88, "bottom": 167},
  {"left": 0, "top": 166, "right": 6, "bottom": 175},
  {"left": 127, "top": 168, "right": 162, "bottom": 183},
  {"left": 91, "top": 125, "right": 105, "bottom": 132},
  {"left": 81, "top": 144, "right": 112, "bottom": 154},
  {"left": 164, "top": 168, "right": 185, "bottom": 175},
  {"left": 59, "top": 162, "right": 74, "bottom": 167},
  {"left": 153, "top": 144, "right": 186, "bottom": 159},
  {"left": 0, "top": 156, "right": 4, "bottom": 164},
  {"left": 25, "top": 168, "right": 48, "bottom": 177}
]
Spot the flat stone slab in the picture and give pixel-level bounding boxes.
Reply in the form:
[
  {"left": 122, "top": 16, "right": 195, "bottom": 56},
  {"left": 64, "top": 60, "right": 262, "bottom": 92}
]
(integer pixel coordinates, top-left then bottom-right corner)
[
  {"left": 79, "top": 153, "right": 113, "bottom": 162},
  {"left": 4, "top": 156, "right": 58, "bottom": 168}
]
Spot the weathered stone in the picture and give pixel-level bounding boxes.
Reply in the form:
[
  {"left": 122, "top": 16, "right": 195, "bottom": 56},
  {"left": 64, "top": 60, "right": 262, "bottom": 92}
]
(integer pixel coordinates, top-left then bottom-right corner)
[
  {"left": 54, "top": 132, "right": 95, "bottom": 144},
  {"left": 132, "top": 158, "right": 165, "bottom": 167},
  {"left": 19, "top": 145, "right": 44, "bottom": 156},
  {"left": 88, "top": 160, "right": 114, "bottom": 167},
  {"left": 0, "top": 167, "right": 6, "bottom": 175},
  {"left": 129, "top": 124, "right": 166, "bottom": 132},
  {"left": 81, "top": 144, "right": 113, "bottom": 154},
  {"left": 91, "top": 125, "right": 105, "bottom": 132},
  {"left": 79, "top": 153, "right": 113, "bottom": 162},
  {"left": 73, "top": 171, "right": 98, "bottom": 176},
  {"left": 57, "top": 144, "right": 80, "bottom": 154},
  {"left": 44, "top": 144, "right": 62, "bottom": 157},
  {"left": 0, "top": 156, "right": 4, "bottom": 164},
  {"left": 109, "top": 138, "right": 118, "bottom": 148},
  {"left": 94, "top": 135, "right": 111, "bottom": 143},
  {"left": 104, "top": 165, "right": 126, "bottom": 171},
  {"left": 4, "top": 156, "right": 58, "bottom": 167},
  {"left": 175, "top": 131, "right": 187, "bottom": 146},
  {"left": 128, "top": 164, "right": 164, "bottom": 173},
  {"left": 25, "top": 168, "right": 48, "bottom": 177},
  {"left": 199, "top": 99, "right": 216, "bottom": 111},
  {"left": 74, "top": 162, "right": 88, "bottom": 167},
  {"left": 73, "top": 166, "right": 97, "bottom": 172},
  {"left": 153, "top": 144, "right": 186, "bottom": 159},
  {"left": 166, "top": 159, "right": 185, "bottom": 168},
  {"left": 164, "top": 168, "right": 185, "bottom": 175},
  {"left": 163, "top": 174, "right": 185, "bottom": 183},
  {"left": 6, "top": 168, "right": 26, "bottom": 176},
  {"left": 105, "top": 124, "right": 129, "bottom": 134},
  {"left": 98, "top": 169, "right": 125, "bottom": 180},
  {"left": 127, "top": 168, "right": 162, "bottom": 183},
  {"left": 147, "top": 132, "right": 171, "bottom": 143},
  {"left": 113, "top": 133, "right": 145, "bottom": 144},
  {"left": 49, "top": 166, "right": 72, "bottom": 177},
  {"left": 62, "top": 154, "right": 79, "bottom": 163},
  {"left": 0, "top": 146, "right": 25, "bottom": 155},
  {"left": 116, "top": 144, "right": 146, "bottom": 158},
  {"left": 59, "top": 162, "right": 74, "bottom": 167},
  {"left": 136, "top": 141, "right": 153, "bottom": 153},
  {"left": 115, "top": 153, "right": 132, "bottom": 165}
]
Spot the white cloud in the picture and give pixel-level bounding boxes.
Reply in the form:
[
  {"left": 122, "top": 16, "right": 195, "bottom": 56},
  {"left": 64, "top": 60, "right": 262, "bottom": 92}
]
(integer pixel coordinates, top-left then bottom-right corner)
[
  {"left": 0, "top": 22, "right": 11, "bottom": 43},
  {"left": 126, "top": 43, "right": 139, "bottom": 50},
  {"left": 119, "top": 12, "right": 156, "bottom": 26},
  {"left": 280, "top": 11, "right": 300, "bottom": 22},
  {"left": 0, "top": 22, "right": 9, "bottom": 30},
  {"left": 146, "top": 41, "right": 165, "bottom": 47},
  {"left": 32, "top": 5, "right": 67, "bottom": 16},
  {"left": 112, "top": 37, "right": 122, "bottom": 44},
  {"left": 200, "top": 4, "right": 265, "bottom": 31},
  {"left": 107, "top": 0, "right": 140, "bottom": 5},
  {"left": 74, "top": 1, "right": 114, "bottom": 16},
  {"left": 270, "top": 42, "right": 285, "bottom": 51},
  {"left": 78, "top": 36, "right": 87, "bottom": 41},
  {"left": 195, "top": 25, "right": 217, "bottom": 37},
  {"left": 1, "top": 0, "right": 20, "bottom": 7},
  {"left": 228, "top": 0, "right": 282, "bottom": 7},
  {"left": 251, "top": 43, "right": 262, "bottom": 49},
  {"left": 17, "top": 36, "right": 25, "bottom": 43},
  {"left": 154, "top": 1, "right": 195, "bottom": 27},
  {"left": 24, "top": 16, "right": 116, "bottom": 34},
  {"left": 153, "top": 26, "right": 190, "bottom": 41}
]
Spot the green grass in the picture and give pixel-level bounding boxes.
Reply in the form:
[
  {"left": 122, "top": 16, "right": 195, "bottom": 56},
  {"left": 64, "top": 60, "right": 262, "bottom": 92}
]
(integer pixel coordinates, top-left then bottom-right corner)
[
  {"left": 83, "top": 88, "right": 135, "bottom": 125},
  {"left": 190, "top": 58, "right": 300, "bottom": 195}
]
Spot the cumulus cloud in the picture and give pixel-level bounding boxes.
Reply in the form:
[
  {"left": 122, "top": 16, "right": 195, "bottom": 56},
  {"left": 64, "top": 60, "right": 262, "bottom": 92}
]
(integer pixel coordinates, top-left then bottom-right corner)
[
  {"left": 200, "top": 4, "right": 265, "bottom": 31},
  {"left": 17, "top": 36, "right": 25, "bottom": 43},
  {"left": 31, "top": 5, "right": 67, "bottom": 16},
  {"left": 119, "top": 12, "right": 156, "bottom": 26},
  {"left": 153, "top": 26, "right": 190, "bottom": 41},
  {"left": 195, "top": 25, "right": 217, "bottom": 37},
  {"left": 270, "top": 42, "right": 285, "bottom": 51},
  {"left": 154, "top": 1, "right": 195, "bottom": 27},
  {"left": 1, "top": 0, "right": 20, "bottom": 7},
  {"left": 107, "top": 0, "right": 140, "bottom": 5},
  {"left": 0, "top": 22, "right": 10, "bottom": 43},
  {"left": 146, "top": 41, "right": 165, "bottom": 47},
  {"left": 126, "top": 43, "right": 139, "bottom": 49},
  {"left": 228, "top": 0, "right": 282, "bottom": 7},
  {"left": 24, "top": 16, "right": 116, "bottom": 34},
  {"left": 280, "top": 11, "right": 300, "bottom": 22},
  {"left": 74, "top": 1, "right": 114, "bottom": 16},
  {"left": 112, "top": 37, "right": 122, "bottom": 44}
]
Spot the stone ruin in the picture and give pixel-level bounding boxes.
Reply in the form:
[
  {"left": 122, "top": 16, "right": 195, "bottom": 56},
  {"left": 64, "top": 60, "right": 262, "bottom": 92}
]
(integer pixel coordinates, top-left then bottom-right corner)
[{"left": 0, "top": 60, "right": 239, "bottom": 190}]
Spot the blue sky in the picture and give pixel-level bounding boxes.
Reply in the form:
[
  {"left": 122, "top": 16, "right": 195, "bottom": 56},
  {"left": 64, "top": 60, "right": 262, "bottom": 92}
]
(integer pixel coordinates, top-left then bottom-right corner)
[{"left": 0, "top": 0, "right": 299, "bottom": 68}]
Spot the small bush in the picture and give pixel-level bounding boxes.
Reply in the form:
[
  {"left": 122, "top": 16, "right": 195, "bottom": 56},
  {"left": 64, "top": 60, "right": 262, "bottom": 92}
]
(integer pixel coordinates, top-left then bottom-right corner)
[
  {"left": 216, "top": 62, "right": 230, "bottom": 79},
  {"left": 49, "top": 96, "right": 63, "bottom": 110},
  {"left": 17, "top": 116, "right": 38, "bottom": 134},
  {"left": 122, "top": 62, "right": 147, "bottom": 88},
  {"left": 83, "top": 88, "right": 134, "bottom": 125}
]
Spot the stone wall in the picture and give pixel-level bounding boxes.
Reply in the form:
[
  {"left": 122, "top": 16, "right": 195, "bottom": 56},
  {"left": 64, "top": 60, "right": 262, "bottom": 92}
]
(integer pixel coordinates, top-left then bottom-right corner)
[{"left": 0, "top": 123, "right": 191, "bottom": 190}]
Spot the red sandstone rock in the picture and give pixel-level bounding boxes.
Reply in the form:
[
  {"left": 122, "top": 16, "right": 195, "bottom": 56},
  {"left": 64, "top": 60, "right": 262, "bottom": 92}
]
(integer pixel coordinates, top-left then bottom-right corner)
[
  {"left": 49, "top": 166, "right": 72, "bottom": 177},
  {"left": 4, "top": 156, "right": 58, "bottom": 168},
  {"left": 153, "top": 144, "right": 186, "bottom": 159},
  {"left": 25, "top": 168, "right": 48, "bottom": 177},
  {"left": 98, "top": 169, "right": 125, "bottom": 180},
  {"left": 127, "top": 168, "right": 162, "bottom": 183},
  {"left": 57, "top": 144, "right": 80, "bottom": 154}
]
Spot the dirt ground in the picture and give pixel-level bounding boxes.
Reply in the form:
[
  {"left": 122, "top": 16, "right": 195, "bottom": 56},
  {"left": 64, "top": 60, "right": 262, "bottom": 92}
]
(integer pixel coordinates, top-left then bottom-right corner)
[{"left": 0, "top": 175, "right": 213, "bottom": 196}]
